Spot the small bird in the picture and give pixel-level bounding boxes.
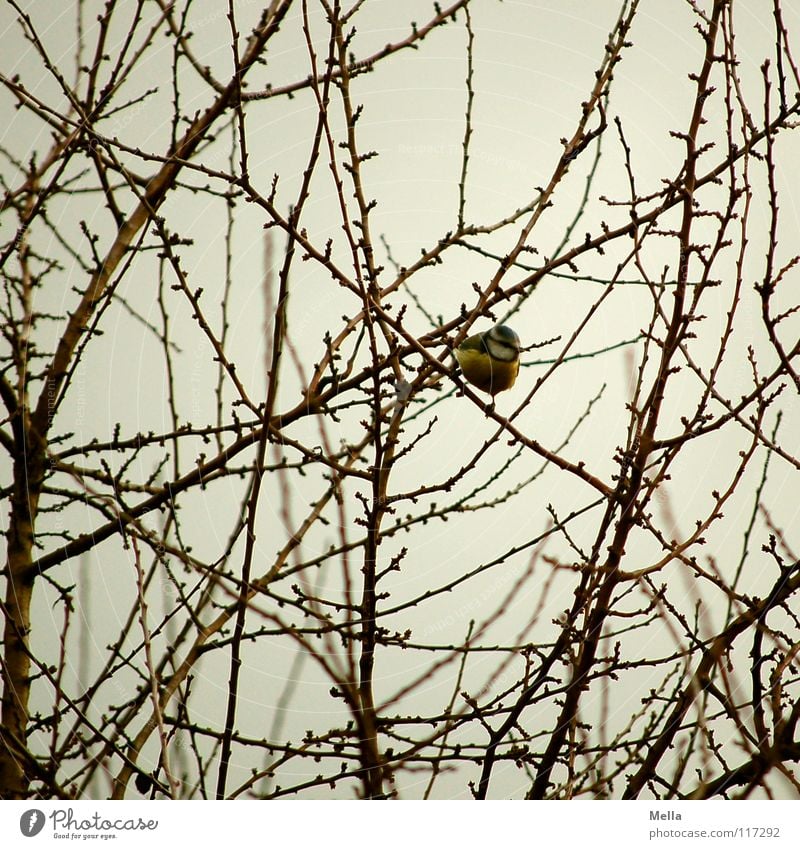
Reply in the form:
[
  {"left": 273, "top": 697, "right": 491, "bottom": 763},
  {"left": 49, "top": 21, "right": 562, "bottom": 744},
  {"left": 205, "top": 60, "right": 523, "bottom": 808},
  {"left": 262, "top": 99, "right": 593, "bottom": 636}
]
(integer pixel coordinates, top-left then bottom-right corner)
[{"left": 454, "top": 324, "right": 521, "bottom": 396}]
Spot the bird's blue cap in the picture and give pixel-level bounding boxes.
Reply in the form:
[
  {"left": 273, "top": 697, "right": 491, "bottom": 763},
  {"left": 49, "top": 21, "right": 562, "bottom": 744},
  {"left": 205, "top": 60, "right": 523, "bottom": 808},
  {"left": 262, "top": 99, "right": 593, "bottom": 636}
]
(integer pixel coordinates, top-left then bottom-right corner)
[{"left": 489, "top": 325, "right": 520, "bottom": 349}]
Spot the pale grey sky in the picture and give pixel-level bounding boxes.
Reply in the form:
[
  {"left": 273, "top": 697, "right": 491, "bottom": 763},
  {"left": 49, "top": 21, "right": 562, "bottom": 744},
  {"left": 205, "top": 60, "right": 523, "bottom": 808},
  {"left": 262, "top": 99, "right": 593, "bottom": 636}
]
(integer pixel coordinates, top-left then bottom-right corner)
[{"left": 2, "top": 0, "right": 800, "bottom": 800}]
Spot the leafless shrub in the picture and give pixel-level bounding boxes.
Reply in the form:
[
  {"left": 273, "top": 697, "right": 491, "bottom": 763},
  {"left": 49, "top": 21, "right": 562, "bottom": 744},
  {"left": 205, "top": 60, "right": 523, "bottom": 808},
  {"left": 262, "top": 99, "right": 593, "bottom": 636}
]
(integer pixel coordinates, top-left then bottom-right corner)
[{"left": 2, "top": 0, "right": 800, "bottom": 799}]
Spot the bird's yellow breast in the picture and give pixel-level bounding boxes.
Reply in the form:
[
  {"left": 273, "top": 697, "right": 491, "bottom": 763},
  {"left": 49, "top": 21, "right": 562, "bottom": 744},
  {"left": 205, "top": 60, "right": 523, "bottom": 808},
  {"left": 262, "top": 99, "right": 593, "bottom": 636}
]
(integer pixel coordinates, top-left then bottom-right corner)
[{"left": 455, "top": 346, "right": 519, "bottom": 395}]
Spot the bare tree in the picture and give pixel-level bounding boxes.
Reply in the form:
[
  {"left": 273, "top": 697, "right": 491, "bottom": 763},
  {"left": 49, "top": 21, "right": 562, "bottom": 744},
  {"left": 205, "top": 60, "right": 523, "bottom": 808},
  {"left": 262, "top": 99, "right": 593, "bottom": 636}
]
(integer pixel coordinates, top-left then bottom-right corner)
[{"left": 2, "top": 0, "right": 800, "bottom": 800}]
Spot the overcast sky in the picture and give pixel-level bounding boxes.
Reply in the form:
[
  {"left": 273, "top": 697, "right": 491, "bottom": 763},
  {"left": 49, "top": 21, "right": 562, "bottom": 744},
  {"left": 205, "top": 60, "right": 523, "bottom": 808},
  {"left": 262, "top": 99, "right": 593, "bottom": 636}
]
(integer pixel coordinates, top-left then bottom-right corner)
[{"left": 2, "top": 1, "right": 800, "bottom": 799}]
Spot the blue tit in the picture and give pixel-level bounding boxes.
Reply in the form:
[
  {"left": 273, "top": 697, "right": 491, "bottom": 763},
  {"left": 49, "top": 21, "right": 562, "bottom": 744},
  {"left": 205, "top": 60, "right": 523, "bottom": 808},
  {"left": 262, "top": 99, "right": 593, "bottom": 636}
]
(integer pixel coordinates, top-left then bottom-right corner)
[{"left": 454, "top": 324, "right": 521, "bottom": 396}]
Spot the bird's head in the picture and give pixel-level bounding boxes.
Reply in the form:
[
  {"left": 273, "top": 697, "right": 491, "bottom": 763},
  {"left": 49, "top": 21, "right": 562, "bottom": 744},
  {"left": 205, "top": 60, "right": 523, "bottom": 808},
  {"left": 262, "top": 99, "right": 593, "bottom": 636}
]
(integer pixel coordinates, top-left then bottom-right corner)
[{"left": 484, "top": 324, "right": 521, "bottom": 363}]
